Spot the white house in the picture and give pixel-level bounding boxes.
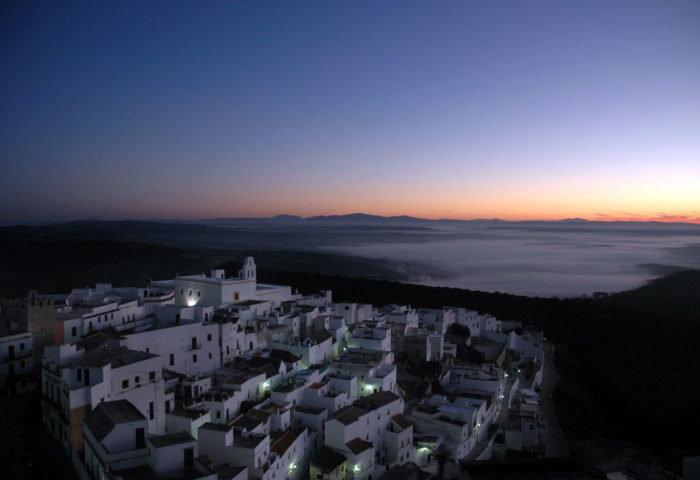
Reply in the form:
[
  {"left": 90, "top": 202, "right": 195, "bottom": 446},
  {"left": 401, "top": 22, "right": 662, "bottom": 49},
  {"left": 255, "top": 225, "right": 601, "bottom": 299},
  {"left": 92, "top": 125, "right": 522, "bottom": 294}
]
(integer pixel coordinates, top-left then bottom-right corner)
[
  {"left": 83, "top": 399, "right": 150, "bottom": 478},
  {"left": 42, "top": 345, "right": 167, "bottom": 453},
  {"left": 118, "top": 320, "right": 221, "bottom": 377},
  {"left": 348, "top": 326, "right": 392, "bottom": 352},
  {"left": 173, "top": 258, "right": 295, "bottom": 308}
]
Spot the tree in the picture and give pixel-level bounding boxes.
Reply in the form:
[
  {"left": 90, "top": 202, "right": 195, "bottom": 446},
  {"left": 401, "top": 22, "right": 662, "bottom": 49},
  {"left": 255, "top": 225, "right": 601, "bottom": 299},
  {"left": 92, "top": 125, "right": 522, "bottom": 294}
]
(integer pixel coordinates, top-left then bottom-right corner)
[{"left": 430, "top": 444, "right": 455, "bottom": 480}]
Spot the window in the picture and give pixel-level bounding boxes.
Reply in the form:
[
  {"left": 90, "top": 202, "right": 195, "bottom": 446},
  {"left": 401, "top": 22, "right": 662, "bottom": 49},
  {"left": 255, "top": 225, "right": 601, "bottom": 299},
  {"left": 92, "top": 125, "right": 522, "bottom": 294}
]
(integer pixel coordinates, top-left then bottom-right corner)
[
  {"left": 149, "top": 401, "right": 154, "bottom": 420},
  {"left": 207, "top": 334, "right": 212, "bottom": 341},
  {"left": 77, "top": 369, "right": 82, "bottom": 382},
  {"left": 149, "top": 371, "right": 155, "bottom": 380},
  {"left": 234, "top": 291, "right": 240, "bottom": 301},
  {"left": 169, "top": 354, "right": 174, "bottom": 366},
  {"left": 71, "top": 326, "right": 77, "bottom": 336},
  {"left": 20, "top": 343, "right": 25, "bottom": 351},
  {"left": 197, "top": 290, "right": 201, "bottom": 297},
  {"left": 165, "top": 401, "right": 170, "bottom": 413},
  {"left": 122, "top": 379, "right": 129, "bottom": 389},
  {"left": 208, "top": 353, "right": 212, "bottom": 359},
  {"left": 110, "top": 313, "right": 113, "bottom": 319},
  {"left": 180, "top": 288, "right": 183, "bottom": 294},
  {"left": 193, "top": 354, "right": 197, "bottom": 363},
  {"left": 188, "top": 290, "right": 192, "bottom": 297},
  {"left": 135, "top": 376, "right": 140, "bottom": 384},
  {"left": 216, "top": 411, "right": 221, "bottom": 419}
]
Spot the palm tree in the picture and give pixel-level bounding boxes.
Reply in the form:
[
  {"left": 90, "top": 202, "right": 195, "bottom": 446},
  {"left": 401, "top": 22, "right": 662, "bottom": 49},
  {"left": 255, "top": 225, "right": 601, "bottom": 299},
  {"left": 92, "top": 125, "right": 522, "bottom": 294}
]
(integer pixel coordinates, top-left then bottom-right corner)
[{"left": 430, "top": 444, "right": 455, "bottom": 480}]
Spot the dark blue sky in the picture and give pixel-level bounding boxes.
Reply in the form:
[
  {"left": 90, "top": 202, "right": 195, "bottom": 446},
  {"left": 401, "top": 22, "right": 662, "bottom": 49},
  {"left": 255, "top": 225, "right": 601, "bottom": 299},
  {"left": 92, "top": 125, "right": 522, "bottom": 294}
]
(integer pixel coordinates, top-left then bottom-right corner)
[{"left": 2, "top": 1, "right": 699, "bottom": 223}]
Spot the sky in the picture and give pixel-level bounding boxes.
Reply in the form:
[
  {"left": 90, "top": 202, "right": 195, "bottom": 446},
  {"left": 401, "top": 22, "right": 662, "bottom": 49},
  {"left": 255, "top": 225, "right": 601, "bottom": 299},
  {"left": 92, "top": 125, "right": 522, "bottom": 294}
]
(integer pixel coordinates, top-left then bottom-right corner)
[{"left": 1, "top": 0, "right": 699, "bottom": 224}]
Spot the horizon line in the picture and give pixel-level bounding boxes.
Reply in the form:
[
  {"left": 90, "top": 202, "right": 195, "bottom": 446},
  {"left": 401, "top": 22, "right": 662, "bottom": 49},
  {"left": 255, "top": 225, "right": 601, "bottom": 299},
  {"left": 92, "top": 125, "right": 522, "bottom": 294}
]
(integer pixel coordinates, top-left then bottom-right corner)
[{"left": 3, "top": 212, "right": 700, "bottom": 227}]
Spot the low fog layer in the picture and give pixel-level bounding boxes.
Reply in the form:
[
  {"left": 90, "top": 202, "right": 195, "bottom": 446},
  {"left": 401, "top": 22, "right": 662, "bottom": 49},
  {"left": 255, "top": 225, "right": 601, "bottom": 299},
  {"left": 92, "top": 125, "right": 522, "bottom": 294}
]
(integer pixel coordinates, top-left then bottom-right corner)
[
  {"left": 7, "top": 218, "right": 698, "bottom": 298},
  {"left": 319, "top": 222, "right": 700, "bottom": 297}
]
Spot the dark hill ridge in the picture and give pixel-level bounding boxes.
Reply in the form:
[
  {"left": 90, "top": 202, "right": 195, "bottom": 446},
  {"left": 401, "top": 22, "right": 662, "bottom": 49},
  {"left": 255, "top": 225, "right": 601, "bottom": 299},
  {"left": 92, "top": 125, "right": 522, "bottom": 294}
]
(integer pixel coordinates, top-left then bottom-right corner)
[{"left": 603, "top": 269, "right": 700, "bottom": 320}]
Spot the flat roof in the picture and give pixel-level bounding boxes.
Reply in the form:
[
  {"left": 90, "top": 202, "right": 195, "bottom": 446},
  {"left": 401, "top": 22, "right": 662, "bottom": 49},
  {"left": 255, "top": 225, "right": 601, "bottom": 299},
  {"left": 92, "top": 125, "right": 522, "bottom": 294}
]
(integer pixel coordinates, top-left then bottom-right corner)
[
  {"left": 73, "top": 346, "right": 158, "bottom": 369},
  {"left": 149, "top": 431, "right": 195, "bottom": 449},
  {"left": 199, "top": 422, "right": 232, "bottom": 433}
]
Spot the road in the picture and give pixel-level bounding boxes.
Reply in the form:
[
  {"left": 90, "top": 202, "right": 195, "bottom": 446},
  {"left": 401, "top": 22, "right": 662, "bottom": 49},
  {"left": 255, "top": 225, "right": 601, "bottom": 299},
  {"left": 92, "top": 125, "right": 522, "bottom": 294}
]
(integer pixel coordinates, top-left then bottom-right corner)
[{"left": 540, "top": 342, "right": 569, "bottom": 457}]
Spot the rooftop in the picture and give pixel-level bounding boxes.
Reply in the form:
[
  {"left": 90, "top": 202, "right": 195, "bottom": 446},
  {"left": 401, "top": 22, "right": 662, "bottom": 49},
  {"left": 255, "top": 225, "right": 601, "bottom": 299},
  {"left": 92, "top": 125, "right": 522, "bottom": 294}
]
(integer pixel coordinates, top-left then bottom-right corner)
[
  {"left": 73, "top": 346, "right": 157, "bottom": 369},
  {"left": 149, "top": 431, "right": 195, "bottom": 449},
  {"left": 270, "top": 429, "right": 298, "bottom": 456},
  {"left": 378, "top": 463, "right": 434, "bottom": 480},
  {"left": 346, "top": 437, "right": 373, "bottom": 454},
  {"left": 270, "top": 349, "right": 301, "bottom": 363},
  {"left": 294, "top": 405, "right": 326, "bottom": 415},
  {"left": 331, "top": 406, "right": 367, "bottom": 425},
  {"left": 116, "top": 465, "right": 209, "bottom": 480},
  {"left": 84, "top": 400, "right": 145, "bottom": 441},
  {"left": 233, "top": 433, "right": 267, "bottom": 449},
  {"left": 354, "top": 391, "right": 400, "bottom": 411},
  {"left": 199, "top": 422, "right": 232, "bottom": 433},
  {"left": 310, "top": 446, "right": 347, "bottom": 473},
  {"left": 391, "top": 414, "right": 413, "bottom": 430}
]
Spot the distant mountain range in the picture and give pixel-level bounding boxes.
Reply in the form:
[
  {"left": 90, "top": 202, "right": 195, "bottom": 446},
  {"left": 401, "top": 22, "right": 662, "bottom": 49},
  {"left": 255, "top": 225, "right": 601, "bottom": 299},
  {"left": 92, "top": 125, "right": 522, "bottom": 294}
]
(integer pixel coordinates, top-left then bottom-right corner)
[
  {"left": 6, "top": 213, "right": 700, "bottom": 228},
  {"left": 181, "top": 213, "right": 700, "bottom": 227}
]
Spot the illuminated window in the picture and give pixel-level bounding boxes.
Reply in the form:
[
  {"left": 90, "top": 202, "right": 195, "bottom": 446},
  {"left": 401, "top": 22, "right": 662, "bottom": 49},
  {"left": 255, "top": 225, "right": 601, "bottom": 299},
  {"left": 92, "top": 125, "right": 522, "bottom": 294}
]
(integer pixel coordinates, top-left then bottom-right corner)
[{"left": 234, "top": 291, "right": 240, "bottom": 301}]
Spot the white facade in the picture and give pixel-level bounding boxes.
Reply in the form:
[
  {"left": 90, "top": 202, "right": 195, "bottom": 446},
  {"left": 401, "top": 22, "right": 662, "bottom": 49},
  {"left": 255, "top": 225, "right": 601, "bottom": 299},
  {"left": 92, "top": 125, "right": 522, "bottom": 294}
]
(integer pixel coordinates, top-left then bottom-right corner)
[
  {"left": 348, "top": 326, "right": 391, "bottom": 352},
  {"left": 173, "top": 258, "right": 296, "bottom": 309},
  {"left": 119, "top": 321, "right": 221, "bottom": 377},
  {"left": 324, "top": 391, "right": 405, "bottom": 453},
  {"left": 42, "top": 345, "right": 167, "bottom": 453}
]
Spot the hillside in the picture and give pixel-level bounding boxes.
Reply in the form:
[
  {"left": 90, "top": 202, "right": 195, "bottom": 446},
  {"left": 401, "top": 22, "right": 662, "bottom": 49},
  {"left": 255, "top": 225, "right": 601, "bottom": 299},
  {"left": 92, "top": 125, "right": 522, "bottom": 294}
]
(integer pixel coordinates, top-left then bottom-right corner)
[{"left": 602, "top": 269, "right": 700, "bottom": 320}]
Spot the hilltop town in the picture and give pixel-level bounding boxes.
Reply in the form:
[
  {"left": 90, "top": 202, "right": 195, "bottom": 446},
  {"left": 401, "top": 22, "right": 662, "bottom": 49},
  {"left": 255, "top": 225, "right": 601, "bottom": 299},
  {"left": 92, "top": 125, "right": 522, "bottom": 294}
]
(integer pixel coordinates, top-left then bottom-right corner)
[{"left": 2, "top": 256, "right": 558, "bottom": 479}]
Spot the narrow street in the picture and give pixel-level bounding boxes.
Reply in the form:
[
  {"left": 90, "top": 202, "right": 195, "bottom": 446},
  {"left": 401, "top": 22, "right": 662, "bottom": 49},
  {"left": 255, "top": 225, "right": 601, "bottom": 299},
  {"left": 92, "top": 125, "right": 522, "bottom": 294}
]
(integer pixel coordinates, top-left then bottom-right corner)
[
  {"left": 540, "top": 342, "right": 569, "bottom": 457},
  {"left": 463, "top": 342, "right": 568, "bottom": 462},
  {"left": 463, "top": 376, "right": 514, "bottom": 461}
]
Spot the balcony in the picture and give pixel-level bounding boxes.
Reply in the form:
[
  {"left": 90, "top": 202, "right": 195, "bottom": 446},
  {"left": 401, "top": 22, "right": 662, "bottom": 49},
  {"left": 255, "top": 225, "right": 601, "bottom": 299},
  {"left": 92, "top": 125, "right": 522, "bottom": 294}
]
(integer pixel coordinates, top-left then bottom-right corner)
[{"left": 189, "top": 343, "right": 202, "bottom": 351}]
